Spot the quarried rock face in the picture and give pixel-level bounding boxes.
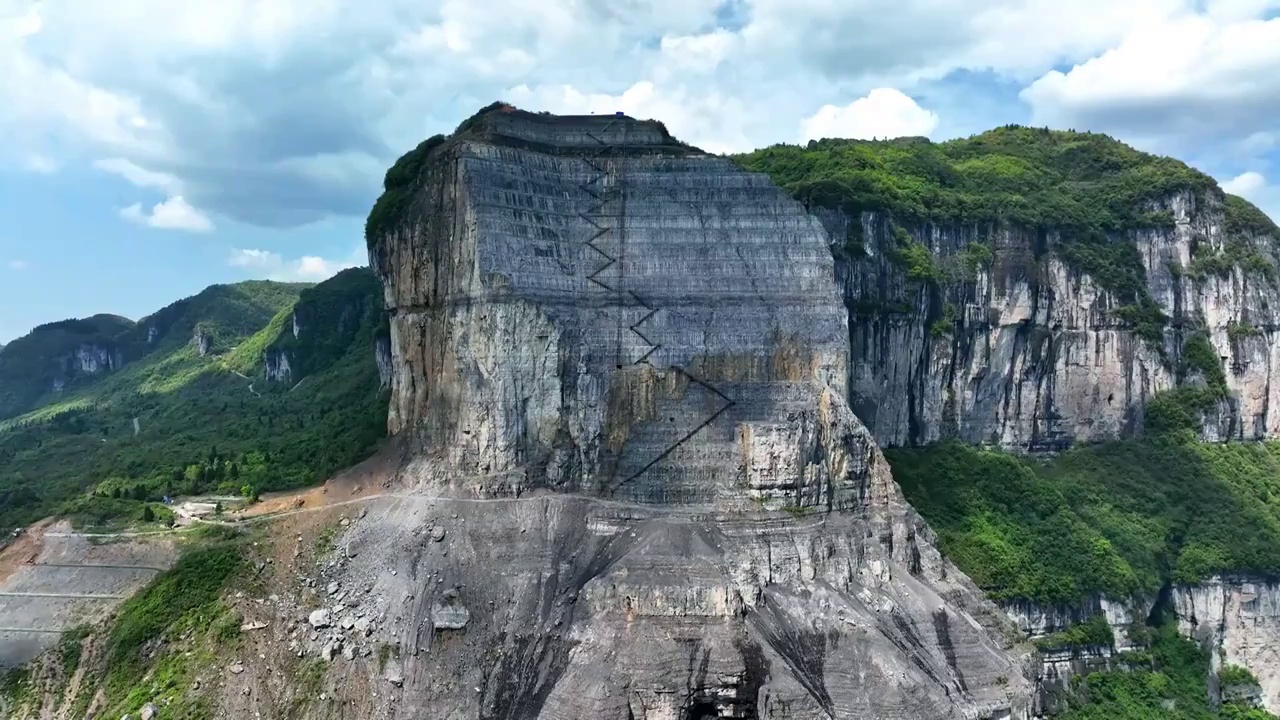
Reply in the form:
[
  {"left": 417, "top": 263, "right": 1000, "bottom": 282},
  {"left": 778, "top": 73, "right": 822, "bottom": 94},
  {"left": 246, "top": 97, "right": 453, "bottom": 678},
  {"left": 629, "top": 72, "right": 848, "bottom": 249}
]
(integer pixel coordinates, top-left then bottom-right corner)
[{"left": 363, "top": 107, "right": 1033, "bottom": 719}]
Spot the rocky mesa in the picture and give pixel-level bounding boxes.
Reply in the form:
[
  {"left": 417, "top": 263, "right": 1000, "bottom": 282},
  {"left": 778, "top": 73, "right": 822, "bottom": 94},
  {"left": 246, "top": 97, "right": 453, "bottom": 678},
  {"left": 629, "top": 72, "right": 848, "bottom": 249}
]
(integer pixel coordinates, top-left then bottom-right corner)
[{"left": 349, "top": 104, "right": 1035, "bottom": 717}]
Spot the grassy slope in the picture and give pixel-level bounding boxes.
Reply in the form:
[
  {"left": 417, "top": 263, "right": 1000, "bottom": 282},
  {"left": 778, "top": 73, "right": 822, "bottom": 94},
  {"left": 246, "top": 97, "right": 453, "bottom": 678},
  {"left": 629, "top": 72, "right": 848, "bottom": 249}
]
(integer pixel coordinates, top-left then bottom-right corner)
[
  {"left": 0, "top": 271, "right": 387, "bottom": 529},
  {"left": 888, "top": 437, "right": 1280, "bottom": 604},
  {"left": 2, "top": 526, "right": 266, "bottom": 720}
]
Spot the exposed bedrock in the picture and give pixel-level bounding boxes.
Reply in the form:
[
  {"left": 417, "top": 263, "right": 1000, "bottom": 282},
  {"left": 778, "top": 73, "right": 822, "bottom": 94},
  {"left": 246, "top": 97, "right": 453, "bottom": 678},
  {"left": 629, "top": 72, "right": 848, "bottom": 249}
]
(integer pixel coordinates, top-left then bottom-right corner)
[
  {"left": 362, "top": 108, "right": 1034, "bottom": 718},
  {"left": 320, "top": 492, "right": 1034, "bottom": 720},
  {"left": 1176, "top": 577, "right": 1280, "bottom": 712},
  {"left": 823, "top": 191, "right": 1280, "bottom": 452}
]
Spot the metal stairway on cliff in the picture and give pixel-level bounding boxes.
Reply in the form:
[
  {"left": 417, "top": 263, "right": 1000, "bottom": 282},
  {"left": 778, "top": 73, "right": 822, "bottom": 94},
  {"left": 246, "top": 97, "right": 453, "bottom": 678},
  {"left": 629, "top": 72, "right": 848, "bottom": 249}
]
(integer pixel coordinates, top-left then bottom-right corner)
[{"left": 576, "top": 116, "right": 736, "bottom": 488}]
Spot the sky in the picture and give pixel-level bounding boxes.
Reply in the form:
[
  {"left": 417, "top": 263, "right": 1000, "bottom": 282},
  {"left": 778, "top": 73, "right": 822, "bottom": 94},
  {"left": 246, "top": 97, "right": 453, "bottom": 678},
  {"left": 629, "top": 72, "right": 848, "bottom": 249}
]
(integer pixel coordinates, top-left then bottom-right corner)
[{"left": 1, "top": 0, "right": 1279, "bottom": 343}]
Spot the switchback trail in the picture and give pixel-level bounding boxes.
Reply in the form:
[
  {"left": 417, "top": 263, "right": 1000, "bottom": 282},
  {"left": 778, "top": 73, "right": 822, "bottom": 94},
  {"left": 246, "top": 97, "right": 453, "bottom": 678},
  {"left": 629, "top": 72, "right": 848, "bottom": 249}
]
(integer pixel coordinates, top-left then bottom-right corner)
[{"left": 229, "top": 369, "right": 262, "bottom": 397}]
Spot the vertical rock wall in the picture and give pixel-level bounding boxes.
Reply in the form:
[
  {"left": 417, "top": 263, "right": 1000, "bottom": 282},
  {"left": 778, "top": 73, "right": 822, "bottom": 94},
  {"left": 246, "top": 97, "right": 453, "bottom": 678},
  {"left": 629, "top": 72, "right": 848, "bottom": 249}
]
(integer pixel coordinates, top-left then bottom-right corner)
[
  {"left": 825, "top": 192, "right": 1280, "bottom": 451},
  {"left": 1175, "top": 578, "right": 1280, "bottom": 712},
  {"left": 364, "top": 108, "right": 1035, "bottom": 718},
  {"left": 371, "top": 114, "right": 853, "bottom": 507}
]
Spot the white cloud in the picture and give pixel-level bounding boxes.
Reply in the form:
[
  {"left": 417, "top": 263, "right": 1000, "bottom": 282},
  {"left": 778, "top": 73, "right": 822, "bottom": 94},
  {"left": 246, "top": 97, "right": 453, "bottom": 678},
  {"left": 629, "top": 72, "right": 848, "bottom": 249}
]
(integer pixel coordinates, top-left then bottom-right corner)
[
  {"left": 1238, "top": 132, "right": 1278, "bottom": 156},
  {"left": 658, "top": 30, "right": 738, "bottom": 74},
  {"left": 801, "top": 88, "right": 939, "bottom": 142},
  {"left": 509, "top": 80, "right": 757, "bottom": 154},
  {"left": 228, "top": 246, "right": 365, "bottom": 282},
  {"left": 1223, "top": 171, "right": 1267, "bottom": 196},
  {"left": 23, "top": 154, "right": 57, "bottom": 173},
  {"left": 98, "top": 157, "right": 210, "bottom": 232},
  {"left": 2, "top": 0, "right": 1280, "bottom": 229},
  {"left": 6, "top": 259, "right": 29, "bottom": 270},
  {"left": 120, "top": 196, "right": 214, "bottom": 232},
  {"left": 1221, "top": 171, "right": 1280, "bottom": 223},
  {"left": 1022, "top": 12, "right": 1280, "bottom": 152},
  {"left": 94, "top": 157, "right": 180, "bottom": 193}
]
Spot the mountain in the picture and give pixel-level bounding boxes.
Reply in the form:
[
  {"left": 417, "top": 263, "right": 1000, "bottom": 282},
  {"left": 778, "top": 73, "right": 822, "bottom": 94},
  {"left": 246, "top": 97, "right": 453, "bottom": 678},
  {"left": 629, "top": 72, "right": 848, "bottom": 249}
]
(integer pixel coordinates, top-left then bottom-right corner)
[
  {"left": 0, "top": 271, "right": 388, "bottom": 529},
  {"left": 736, "top": 126, "right": 1280, "bottom": 450},
  {"left": 0, "top": 313, "right": 136, "bottom": 420},
  {"left": 0, "top": 282, "right": 309, "bottom": 423},
  {"left": 4, "top": 110, "right": 1280, "bottom": 720},
  {"left": 738, "top": 128, "right": 1280, "bottom": 715}
]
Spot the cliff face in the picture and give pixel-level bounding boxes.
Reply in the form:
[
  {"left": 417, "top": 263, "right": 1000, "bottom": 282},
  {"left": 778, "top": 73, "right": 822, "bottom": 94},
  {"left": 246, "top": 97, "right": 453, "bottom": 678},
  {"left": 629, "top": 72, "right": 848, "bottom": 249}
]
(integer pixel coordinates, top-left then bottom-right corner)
[
  {"left": 1176, "top": 578, "right": 1280, "bottom": 712},
  {"left": 0, "top": 314, "right": 133, "bottom": 417},
  {"left": 363, "top": 107, "right": 1034, "bottom": 718},
  {"left": 260, "top": 267, "right": 386, "bottom": 386},
  {"left": 824, "top": 191, "right": 1280, "bottom": 451}
]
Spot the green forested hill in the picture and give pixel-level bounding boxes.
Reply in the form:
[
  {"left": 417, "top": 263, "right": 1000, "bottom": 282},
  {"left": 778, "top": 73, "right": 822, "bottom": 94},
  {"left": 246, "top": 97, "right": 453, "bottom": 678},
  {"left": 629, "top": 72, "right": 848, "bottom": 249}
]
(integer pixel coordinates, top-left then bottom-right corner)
[
  {"left": 0, "top": 314, "right": 137, "bottom": 420},
  {"left": 0, "top": 269, "right": 388, "bottom": 529},
  {"left": 734, "top": 126, "right": 1278, "bottom": 244},
  {"left": 0, "top": 282, "right": 309, "bottom": 422},
  {"left": 889, "top": 437, "right": 1280, "bottom": 604}
]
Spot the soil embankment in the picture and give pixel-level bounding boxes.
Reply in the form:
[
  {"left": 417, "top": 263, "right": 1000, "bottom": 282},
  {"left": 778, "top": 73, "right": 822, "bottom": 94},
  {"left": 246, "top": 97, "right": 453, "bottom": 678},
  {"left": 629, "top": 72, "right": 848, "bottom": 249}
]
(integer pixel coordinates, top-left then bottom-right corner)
[{"left": 0, "top": 521, "right": 177, "bottom": 669}]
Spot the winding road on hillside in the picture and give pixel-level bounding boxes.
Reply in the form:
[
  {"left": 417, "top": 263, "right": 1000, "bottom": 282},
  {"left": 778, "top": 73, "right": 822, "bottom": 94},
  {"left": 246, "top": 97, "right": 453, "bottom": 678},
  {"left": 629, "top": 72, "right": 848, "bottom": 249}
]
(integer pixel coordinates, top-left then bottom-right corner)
[{"left": 230, "top": 369, "right": 262, "bottom": 397}]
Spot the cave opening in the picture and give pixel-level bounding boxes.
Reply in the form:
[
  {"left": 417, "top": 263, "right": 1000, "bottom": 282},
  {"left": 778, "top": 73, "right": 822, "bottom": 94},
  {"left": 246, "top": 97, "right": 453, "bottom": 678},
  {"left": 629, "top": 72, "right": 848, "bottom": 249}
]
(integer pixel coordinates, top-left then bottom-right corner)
[{"left": 684, "top": 700, "right": 722, "bottom": 720}]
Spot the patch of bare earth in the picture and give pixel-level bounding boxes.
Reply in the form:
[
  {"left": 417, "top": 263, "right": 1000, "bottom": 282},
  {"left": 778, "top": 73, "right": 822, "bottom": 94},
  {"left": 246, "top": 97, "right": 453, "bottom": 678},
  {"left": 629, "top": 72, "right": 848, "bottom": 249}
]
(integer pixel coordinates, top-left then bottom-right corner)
[{"left": 0, "top": 519, "right": 51, "bottom": 585}]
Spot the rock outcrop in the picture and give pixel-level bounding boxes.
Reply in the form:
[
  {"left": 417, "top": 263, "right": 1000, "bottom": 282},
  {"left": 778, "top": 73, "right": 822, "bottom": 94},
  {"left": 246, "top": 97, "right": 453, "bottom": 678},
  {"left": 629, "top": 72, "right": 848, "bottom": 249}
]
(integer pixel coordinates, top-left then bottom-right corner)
[
  {"left": 0, "top": 314, "right": 135, "bottom": 415},
  {"left": 266, "top": 347, "right": 293, "bottom": 382},
  {"left": 1001, "top": 595, "right": 1153, "bottom": 654},
  {"left": 1001, "top": 595, "right": 1155, "bottom": 714},
  {"left": 260, "top": 267, "right": 387, "bottom": 386},
  {"left": 1175, "top": 577, "right": 1280, "bottom": 712},
  {"left": 375, "top": 335, "right": 392, "bottom": 388},
  {"left": 363, "top": 106, "right": 1033, "bottom": 718},
  {"left": 56, "top": 342, "right": 124, "bottom": 385},
  {"left": 192, "top": 326, "right": 213, "bottom": 356},
  {"left": 824, "top": 191, "right": 1280, "bottom": 451}
]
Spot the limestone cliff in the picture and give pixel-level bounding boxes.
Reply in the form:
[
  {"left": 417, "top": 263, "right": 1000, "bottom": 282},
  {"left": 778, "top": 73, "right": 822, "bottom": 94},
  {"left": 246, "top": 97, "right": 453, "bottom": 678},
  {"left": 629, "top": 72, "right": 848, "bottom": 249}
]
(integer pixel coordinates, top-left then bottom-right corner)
[
  {"left": 993, "top": 580, "right": 1280, "bottom": 714},
  {"left": 737, "top": 132, "right": 1280, "bottom": 453},
  {"left": 820, "top": 192, "right": 1280, "bottom": 451},
  {"left": 260, "top": 267, "right": 387, "bottom": 386},
  {"left": 361, "top": 105, "right": 1034, "bottom": 718},
  {"left": 1176, "top": 578, "right": 1280, "bottom": 712}
]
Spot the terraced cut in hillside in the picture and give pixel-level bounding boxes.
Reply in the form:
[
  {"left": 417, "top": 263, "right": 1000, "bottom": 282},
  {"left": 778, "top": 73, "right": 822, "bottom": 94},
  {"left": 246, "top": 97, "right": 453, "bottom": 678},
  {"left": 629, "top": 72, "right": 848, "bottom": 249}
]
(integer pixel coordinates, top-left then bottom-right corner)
[{"left": 0, "top": 522, "right": 176, "bottom": 670}]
